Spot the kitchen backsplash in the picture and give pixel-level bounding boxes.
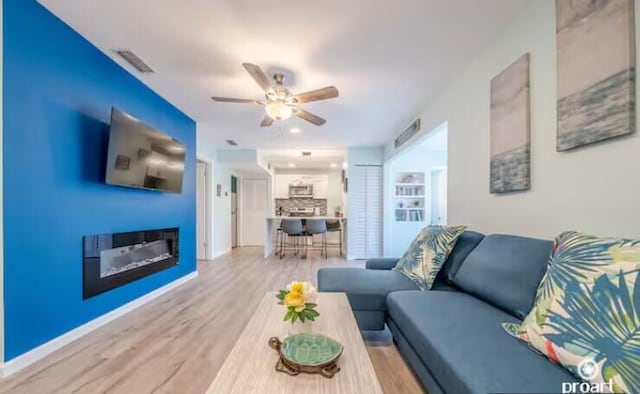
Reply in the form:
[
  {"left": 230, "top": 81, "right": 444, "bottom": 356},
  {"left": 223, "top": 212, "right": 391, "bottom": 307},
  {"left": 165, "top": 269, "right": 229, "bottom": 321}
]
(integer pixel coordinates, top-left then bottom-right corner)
[{"left": 275, "top": 199, "right": 328, "bottom": 215}]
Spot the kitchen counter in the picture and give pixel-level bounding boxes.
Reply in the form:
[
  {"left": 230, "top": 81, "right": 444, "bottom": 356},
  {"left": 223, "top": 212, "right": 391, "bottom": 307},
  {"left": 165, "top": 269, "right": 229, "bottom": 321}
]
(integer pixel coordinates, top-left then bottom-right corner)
[
  {"left": 267, "top": 216, "right": 347, "bottom": 220},
  {"left": 264, "top": 217, "right": 347, "bottom": 258}
]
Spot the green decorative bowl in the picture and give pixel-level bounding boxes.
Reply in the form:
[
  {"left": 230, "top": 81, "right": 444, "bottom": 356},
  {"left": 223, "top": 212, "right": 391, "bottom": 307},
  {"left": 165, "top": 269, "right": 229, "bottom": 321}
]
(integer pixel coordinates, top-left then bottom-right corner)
[{"left": 279, "top": 333, "right": 343, "bottom": 367}]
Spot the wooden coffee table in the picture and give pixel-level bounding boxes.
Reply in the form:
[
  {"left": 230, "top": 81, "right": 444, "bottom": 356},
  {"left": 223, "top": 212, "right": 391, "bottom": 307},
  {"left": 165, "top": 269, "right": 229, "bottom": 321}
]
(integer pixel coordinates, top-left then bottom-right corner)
[{"left": 206, "top": 292, "right": 383, "bottom": 393}]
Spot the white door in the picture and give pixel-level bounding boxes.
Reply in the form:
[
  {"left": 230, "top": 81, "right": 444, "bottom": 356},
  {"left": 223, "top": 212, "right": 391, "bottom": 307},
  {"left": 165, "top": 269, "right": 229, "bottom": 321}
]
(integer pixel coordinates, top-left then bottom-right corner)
[
  {"left": 351, "top": 165, "right": 383, "bottom": 259},
  {"left": 231, "top": 192, "right": 238, "bottom": 248},
  {"left": 196, "top": 161, "right": 207, "bottom": 259},
  {"left": 241, "top": 179, "right": 268, "bottom": 246},
  {"left": 431, "top": 169, "right": 448, "bottom": 225}
]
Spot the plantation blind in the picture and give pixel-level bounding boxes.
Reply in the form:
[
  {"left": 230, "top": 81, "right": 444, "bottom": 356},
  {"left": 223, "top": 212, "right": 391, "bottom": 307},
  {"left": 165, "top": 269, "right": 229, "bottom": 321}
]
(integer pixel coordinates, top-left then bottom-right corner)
[{"left": 351, "top": 165, "right": 383, "bottom": 259}]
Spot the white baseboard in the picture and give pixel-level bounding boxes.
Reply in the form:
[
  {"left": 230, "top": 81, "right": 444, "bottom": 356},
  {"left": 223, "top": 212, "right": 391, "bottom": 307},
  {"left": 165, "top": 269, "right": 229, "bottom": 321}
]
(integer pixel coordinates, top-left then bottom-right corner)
[
  {"left": 211, "top": 249, "right": 231, "bottom": 259},
  {"left": 0, "top": 271, "right": 198, "bottom": 378}
]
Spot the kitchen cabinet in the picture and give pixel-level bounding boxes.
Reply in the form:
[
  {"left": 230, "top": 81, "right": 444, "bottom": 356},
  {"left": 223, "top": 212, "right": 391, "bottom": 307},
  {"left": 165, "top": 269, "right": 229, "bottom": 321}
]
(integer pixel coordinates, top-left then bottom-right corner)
[
  {"left": 274, "top": 175, "right": 291, "bottom": 199},
  {"left": 312, "top": 176, "right": 328, "bottom": 199}
]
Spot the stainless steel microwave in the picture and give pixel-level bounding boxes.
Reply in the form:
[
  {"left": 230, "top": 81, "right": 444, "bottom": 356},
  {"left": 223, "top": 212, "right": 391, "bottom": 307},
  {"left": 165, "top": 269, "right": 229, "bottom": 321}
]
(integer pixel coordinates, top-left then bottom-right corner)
[{"left": 289, "top": 184, "right": 313, "bottom": 198}]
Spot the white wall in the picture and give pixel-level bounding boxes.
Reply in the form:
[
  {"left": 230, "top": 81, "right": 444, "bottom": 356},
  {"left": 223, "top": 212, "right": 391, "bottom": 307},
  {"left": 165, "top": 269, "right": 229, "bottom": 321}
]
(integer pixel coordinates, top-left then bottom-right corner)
[
  {"left": 386, "top": 0, "right": 640, "bottom": 240},
  {"left": 326, "top": 169, "right": 344, "bottom": 214},
  {"left": 0, "top": 0, "right": 5, "bottom": 363}
]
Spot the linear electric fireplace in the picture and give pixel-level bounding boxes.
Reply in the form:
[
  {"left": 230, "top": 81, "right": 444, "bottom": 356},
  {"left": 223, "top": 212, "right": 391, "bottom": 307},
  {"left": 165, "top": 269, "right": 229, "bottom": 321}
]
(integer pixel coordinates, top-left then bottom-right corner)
[{"left": 83, "top": 227, "right": 179, "bottom": 299}]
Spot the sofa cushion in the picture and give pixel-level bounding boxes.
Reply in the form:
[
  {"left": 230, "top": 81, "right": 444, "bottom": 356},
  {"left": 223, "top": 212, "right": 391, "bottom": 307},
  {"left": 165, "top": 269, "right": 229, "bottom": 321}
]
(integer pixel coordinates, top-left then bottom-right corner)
[
  {"left": 394, "top": 225, "right": 467, "bottom": 290},
  {"left": 386, "top": 291, "right": 578, "bottom": 394},
  {"left": 511, "top": 231, "right": 640, "bottom": 393},
  {"left": 365, "top": 257, "right": 400, "bottom": 270},
  {"left": 437, "top": 230, "right": 485, "bottom": 283},
  {"left": 452, "top": 234, "right": 552, "bottom": 319},
  {"left": 317, "top": 268, "right": 419, "bottom": 311}
]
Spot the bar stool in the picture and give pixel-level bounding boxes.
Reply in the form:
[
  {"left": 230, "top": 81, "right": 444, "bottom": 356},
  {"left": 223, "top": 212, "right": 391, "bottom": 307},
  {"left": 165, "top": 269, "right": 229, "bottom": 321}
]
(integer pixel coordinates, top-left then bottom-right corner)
[
  {"left": 280, "top": 219, "right": 305, "bottom": 259},
  {"left": 326, "top": 219, "right": 343, "bottom": 257},
  {"left": 305, "top": 219, "right": 328, "bottom": 259},
  {"left": 274, "top": 220, "right": 284, "bottom": 257}
]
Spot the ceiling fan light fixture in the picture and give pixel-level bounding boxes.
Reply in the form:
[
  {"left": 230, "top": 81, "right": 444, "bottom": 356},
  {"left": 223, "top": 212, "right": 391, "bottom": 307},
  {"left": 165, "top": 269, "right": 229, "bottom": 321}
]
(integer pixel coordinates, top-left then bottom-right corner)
[{"left": 265, "top": 102, "right": 293, "bottom": 120}]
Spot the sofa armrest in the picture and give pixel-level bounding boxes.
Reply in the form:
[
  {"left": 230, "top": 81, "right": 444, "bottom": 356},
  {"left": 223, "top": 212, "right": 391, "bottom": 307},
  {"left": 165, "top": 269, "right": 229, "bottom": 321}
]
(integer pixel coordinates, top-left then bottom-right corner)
[{"left": 366, "top": 258, "right": 400, "bottom": 270}]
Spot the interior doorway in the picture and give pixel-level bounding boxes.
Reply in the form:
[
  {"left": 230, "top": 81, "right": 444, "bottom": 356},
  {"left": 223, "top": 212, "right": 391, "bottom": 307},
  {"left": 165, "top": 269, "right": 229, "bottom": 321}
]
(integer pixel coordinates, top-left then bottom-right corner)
[
  {"left": 241, "top": 179, "right": 268, "bottom": 246},
  {"left": 231, "top": 175, "right": 238, "bottom": 248},
  {"left": 430, "top": 168, "right": 448, "bottom": 225},
  {"left": 196, "top": 160, "right": 210, "bottom": 260},
  {"left": 384, "top": 122, "right": 448, "bottom": 256}
]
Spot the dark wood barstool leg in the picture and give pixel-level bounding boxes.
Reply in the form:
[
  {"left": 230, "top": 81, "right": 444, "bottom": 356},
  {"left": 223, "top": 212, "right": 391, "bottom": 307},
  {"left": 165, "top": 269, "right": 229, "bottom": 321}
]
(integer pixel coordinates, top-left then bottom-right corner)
[
  {"left": 324, "top": 232, "right": 328, "bottom": 259},
  {"left": 280, "top": 232, "right": 285, "bottom": 259}
]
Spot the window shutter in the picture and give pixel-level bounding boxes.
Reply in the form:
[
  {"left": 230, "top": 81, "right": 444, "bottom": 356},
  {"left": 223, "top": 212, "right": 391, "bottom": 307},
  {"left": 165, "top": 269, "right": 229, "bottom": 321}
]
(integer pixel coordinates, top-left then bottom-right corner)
[{"left": 351, "top": 165, "right": 383, "bottom": 259}]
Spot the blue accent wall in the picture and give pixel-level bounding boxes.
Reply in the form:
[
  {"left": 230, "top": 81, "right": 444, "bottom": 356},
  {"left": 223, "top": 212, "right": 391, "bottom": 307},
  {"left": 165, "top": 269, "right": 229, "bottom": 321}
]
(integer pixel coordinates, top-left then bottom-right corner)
[{"left": 3, "top": 1, "right": 197, "bottom": 360}]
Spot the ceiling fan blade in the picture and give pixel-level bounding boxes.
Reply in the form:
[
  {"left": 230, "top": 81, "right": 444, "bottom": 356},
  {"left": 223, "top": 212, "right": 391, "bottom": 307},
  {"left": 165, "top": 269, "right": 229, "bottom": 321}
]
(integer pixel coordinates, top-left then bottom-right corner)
[
  {"left": 293, "top": 86, "right": 339, "bottom": 103},
  {"left": 211, "top": 97, "right": 264, "bottom": 104},
  {"left": 260, "top": 115, "right": 274, "bottom": 127},
  {"left": 242, "top": 63, "right": 272, "bottom": 92},
  {"left": 293, "top": 107, "right": 326, "bottom": 126}
]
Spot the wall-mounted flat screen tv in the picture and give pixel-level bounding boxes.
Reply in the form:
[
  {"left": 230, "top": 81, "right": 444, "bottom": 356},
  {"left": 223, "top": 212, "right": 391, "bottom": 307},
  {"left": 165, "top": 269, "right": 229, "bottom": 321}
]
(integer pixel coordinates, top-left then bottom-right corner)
[{"left": 106, "top": 108, "right": 185, "bottom": 194}]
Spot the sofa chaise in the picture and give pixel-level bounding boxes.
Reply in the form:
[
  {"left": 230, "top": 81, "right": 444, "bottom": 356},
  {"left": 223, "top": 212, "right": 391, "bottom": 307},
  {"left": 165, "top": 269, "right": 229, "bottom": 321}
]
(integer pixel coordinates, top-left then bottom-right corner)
[{"left": 317, "top": 231, "right": 580, "bottom": 394}]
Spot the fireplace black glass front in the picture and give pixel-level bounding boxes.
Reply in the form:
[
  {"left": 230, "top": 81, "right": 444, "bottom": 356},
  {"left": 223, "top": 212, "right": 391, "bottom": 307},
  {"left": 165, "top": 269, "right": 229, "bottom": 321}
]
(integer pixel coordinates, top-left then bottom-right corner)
[{"left": 83, "top": 227, "right": 179, "bottom": 299}]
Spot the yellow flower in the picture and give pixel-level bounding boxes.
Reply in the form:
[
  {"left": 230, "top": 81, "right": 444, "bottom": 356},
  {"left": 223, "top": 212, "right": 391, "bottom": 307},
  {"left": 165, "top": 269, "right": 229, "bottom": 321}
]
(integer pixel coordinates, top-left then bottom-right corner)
[
  {"left": 290, "top": 282, "right": 304, "bottom": 294},
  {"left": 284, "top": 291, "right": 306, "bottom": 312},
  {"left": 282, "top": 281, "right": 316, "bottom": 313}
]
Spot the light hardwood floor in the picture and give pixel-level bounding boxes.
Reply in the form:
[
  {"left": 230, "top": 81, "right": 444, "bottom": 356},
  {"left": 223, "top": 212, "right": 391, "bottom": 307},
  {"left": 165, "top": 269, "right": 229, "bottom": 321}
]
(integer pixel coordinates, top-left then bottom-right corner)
[{"left": 0, "top": 247, "right": 424, "bottom": 394}]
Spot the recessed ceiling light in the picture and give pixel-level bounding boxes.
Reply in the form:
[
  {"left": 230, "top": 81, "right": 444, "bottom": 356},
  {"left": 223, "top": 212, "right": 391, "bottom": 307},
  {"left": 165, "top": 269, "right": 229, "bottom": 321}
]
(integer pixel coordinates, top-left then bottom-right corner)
[
  {"left": 288, "top": 163, "right": 296, "bottom": 168},
  {"left": 290, "top": 127, "right": 301, "bottom": 134},
  {"left": 330, "top": 163, "right": 337, "bottom": 168}
]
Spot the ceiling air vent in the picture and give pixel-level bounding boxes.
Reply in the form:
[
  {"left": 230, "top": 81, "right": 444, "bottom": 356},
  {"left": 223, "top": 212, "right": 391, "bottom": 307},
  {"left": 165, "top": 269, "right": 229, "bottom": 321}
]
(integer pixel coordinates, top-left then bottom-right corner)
[
  {"left": 226, "top": 139, "right": 238, "bottom": 146},
  {"left": 114, "top": 50, "right": 154, "bottom": 73},
  {"left": 394, "top": 119, "right": 421, "bottom": 149},
  {"left": 301, "top": 152, "right": 312, "bottom": 156}
]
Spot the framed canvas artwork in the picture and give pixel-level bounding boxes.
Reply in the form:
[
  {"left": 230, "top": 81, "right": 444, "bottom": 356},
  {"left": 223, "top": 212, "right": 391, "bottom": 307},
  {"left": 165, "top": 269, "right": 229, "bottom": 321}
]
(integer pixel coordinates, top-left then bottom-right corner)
[
  {"left": 556, "top": 0, "right": 636, "bottom": 151},
  {"left": 490, "top": 53, "right": 531, "bottom": 194}
]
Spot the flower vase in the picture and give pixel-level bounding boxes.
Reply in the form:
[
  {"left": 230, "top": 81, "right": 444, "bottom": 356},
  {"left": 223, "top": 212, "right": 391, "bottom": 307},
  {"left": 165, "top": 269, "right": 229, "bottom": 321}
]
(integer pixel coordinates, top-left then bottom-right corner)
[{"left": 287, "top": 320, "right": 314, "bottom": 336}]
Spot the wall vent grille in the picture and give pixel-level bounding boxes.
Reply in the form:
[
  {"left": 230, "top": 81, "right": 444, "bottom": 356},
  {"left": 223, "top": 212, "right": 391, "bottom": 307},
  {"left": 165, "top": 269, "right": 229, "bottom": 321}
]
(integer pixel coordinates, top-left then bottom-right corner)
[
  {"left": 114, "top": 50, "right": 155, "bottom": 73},
  {"left": 394, "top": 119, "right": 421, "bottom": 149}
]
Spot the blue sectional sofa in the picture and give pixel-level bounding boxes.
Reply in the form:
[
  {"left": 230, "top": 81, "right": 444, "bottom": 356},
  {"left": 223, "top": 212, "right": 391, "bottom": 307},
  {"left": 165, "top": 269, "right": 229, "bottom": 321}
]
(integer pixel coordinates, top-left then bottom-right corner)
[{"left": 318, "top": 231, "right": 580, "bottom": 394}]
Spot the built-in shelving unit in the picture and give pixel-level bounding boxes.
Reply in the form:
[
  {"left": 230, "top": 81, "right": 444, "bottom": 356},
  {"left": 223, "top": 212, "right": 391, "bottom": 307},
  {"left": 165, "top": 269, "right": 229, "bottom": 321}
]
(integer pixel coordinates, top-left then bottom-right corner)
[{"left": 395, "top": 172, "right": 426, "bottom": 222}]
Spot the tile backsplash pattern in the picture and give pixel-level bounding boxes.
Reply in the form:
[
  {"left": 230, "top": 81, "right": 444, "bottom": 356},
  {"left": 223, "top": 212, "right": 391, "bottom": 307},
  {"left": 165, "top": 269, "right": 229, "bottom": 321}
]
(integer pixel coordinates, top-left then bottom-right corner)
[{"left": 275, "top": 199, "right": 328, "bottom": 215}]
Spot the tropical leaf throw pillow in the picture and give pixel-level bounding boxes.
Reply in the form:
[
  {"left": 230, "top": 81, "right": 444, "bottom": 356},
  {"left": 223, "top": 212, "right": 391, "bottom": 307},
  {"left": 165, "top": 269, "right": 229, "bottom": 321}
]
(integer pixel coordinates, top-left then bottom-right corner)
[
  {"left": 503, "top": 231, "right": 640, "bottom": 393},
  {"left": 393, "top": 225, "right": 466, "bottom": 290}
]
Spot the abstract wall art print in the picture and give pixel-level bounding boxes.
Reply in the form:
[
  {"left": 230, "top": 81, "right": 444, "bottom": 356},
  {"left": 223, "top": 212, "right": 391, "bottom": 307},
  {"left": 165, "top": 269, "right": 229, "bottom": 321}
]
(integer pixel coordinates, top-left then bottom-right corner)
[
  {"left": 490, "top": 53, "right": 531, "bottom": 194},
  {"left": 556, "top": 0, "right": 636, "bottom": 151}
]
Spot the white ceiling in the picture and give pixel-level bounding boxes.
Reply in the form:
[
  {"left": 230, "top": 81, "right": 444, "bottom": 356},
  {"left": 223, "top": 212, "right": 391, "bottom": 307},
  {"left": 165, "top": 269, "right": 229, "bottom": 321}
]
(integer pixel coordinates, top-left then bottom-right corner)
[
  {"left": 39, "top": 0, "right": 530, "bottom": 150},
  {"left": 262, "top": 149, "right": 346, "bottom": 170}
]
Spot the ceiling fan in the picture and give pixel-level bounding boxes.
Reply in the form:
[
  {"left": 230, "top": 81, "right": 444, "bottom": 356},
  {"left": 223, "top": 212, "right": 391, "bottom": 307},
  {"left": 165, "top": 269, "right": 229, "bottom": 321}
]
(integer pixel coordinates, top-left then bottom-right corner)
[{"left": 211, "top": 63, "right": 339, "bottom": 127}]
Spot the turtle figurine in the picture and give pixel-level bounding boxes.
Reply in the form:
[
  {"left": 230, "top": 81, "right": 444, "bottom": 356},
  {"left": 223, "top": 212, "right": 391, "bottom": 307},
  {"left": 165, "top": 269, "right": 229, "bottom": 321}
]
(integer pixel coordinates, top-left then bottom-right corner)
[{"left": 268, "top": 333, "right": 343, "bottom": 378}]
